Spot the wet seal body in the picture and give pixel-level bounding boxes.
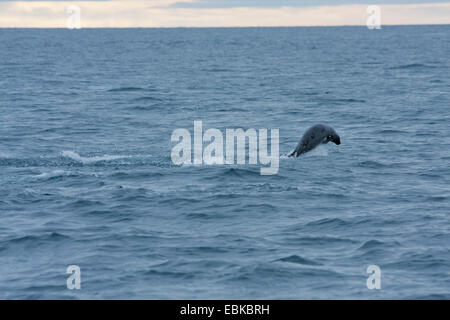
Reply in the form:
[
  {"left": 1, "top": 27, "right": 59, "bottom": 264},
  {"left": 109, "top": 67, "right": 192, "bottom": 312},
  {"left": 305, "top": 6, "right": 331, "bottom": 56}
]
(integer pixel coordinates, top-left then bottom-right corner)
[{"left": 288, "top": 124, "right": 341, "bottom": 157}]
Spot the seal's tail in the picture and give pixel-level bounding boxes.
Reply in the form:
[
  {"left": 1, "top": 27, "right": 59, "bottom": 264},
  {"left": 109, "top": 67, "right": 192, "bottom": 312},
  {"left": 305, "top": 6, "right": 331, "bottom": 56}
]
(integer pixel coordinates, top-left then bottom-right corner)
[{"left": 288, "top": 150, "right": 297, "bottom": 157}]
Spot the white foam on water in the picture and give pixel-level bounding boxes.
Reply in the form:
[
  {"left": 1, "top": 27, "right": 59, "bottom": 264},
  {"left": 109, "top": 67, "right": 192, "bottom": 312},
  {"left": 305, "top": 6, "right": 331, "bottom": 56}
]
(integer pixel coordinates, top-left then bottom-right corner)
[
  {"left": 0, "top": 152, "right": 14, "bottom": 159},
  {"left": 61, "top": 150, "right": 128, "bottom": 164},
  {"left": 280, "top": 151, "right": 294, "bottom": 159},
  {"left": 35, "top": 169, "right": 68, "bottom": 179}
]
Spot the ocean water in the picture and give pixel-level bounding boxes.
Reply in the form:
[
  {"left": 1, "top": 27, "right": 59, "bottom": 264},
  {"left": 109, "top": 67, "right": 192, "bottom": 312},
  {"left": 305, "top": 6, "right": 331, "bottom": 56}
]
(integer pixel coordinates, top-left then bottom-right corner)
[{"left": 0, "top": 26, "right": 449, "bottom": 299}]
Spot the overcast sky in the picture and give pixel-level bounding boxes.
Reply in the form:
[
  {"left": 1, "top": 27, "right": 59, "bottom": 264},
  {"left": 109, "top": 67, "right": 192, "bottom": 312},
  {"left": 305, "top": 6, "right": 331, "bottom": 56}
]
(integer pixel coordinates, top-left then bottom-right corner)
[{"left": 0, "top": 0, "right": 449, "bottom": 27}]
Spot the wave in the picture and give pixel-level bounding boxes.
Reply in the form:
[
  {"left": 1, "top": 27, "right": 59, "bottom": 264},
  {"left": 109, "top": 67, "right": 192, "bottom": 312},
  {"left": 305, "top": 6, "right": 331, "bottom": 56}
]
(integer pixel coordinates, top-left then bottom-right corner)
[
  {"left": 352, "top": 239, "right": 402, "bottom": 259},
  {"left": 426, "top": 195, "right": 449, "bottom": 202},
  {"left": 281, "top": 236, "right": 358, "bottom": 246},
  {"left": 411, "top": 294, "right": 450, "bottom": 299},
  {"left": 241, "top": 203, "right": 277, "bottom": 211},
  {"left": 61, "top": 151, "right": 129, "bottom": 164},
  {"left": 389, "top": 63, "right": 435, "bottom": 70},
  {"left": 225, "top": 263, "right": 342, "bottom": 284},
  {"left": 3, "top": 232, "right": 71, "bottom": 247},
  {"left": 107, "top": 87, "right": 145, "bottom": 92},
  {"left": 383, "top": 253, "right": 448, "bottom": 271},
  {"left": 202, "top": 68, "right": 230, "bottom": 72},
  {"left": 222, "top": 167, "right": 262, "bottom": 177},
  {"left": 0, "top": 152, "right": 14, "bottom": 159},
  {"left": 132, "top": 96, "right": 163, "bottom": 102},
  {"left": 357, "top": 239, "right": 386, "bottom": 250},
  {"left": 317, "top": 97, "right": 366, "bottom": 104},
  {"left": 306, "top": 217, "right": 348, "bottom": 229},
  {"left": 274, "top": 255, "right": 322, "bottom": 266},
  {"left": 357, "top": 160, "right": 389, "bottom": 168},
  {"left": 330, "top": 98, "right": 366, "bottom": 103},
  {"left": 109, "top": 171, "right": 165, "bottom": 180},
  {"left": 375, "top": 129, "right": 407, "bottom": 134},
  {"left": 2, "top": 152, "right": 173, "bottom": 169},
  {"left": 128, "top": 104, "right": 167, "bottom": 111},
  {"left": 34, "top": 170, "right": 71, "bottom": 180}
]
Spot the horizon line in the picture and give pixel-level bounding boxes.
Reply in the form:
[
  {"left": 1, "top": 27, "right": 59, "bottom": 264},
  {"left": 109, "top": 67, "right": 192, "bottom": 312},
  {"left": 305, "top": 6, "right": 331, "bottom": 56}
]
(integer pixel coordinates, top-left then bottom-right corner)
[{"left": 1, "top": 23, "right": 449, "bottom": 29}]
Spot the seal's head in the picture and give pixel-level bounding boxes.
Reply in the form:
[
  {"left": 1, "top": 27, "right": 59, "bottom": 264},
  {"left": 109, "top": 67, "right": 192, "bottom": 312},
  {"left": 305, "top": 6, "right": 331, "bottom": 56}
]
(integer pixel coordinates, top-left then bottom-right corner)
[{"left": 327, "top": 129, "right": 341, "bottom": 145}]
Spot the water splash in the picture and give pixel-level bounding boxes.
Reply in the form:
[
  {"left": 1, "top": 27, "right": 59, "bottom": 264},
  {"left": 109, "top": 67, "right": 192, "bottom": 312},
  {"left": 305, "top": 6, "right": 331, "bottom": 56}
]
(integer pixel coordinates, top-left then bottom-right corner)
[{"left": 61, "top": 150, "right": 129, "bottom": 164}]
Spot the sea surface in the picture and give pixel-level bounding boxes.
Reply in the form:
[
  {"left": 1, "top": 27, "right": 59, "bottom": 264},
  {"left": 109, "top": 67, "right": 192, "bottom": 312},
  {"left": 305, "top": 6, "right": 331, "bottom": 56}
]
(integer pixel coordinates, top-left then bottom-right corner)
[{"left": 0, "top": 26, "right": 449, "bottom": 299}]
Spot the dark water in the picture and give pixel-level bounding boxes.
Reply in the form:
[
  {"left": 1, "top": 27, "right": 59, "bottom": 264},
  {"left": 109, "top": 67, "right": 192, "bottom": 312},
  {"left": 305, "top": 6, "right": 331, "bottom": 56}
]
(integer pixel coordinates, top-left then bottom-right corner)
[{"left": 0, "top": 26, "right": 449, "bottom": 299}]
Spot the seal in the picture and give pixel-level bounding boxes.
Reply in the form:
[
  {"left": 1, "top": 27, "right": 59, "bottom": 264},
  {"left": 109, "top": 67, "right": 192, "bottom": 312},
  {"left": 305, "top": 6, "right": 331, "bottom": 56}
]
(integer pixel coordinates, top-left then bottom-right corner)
[{"left": 288, "top": 124, "right": 341, "bottom": 157}]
